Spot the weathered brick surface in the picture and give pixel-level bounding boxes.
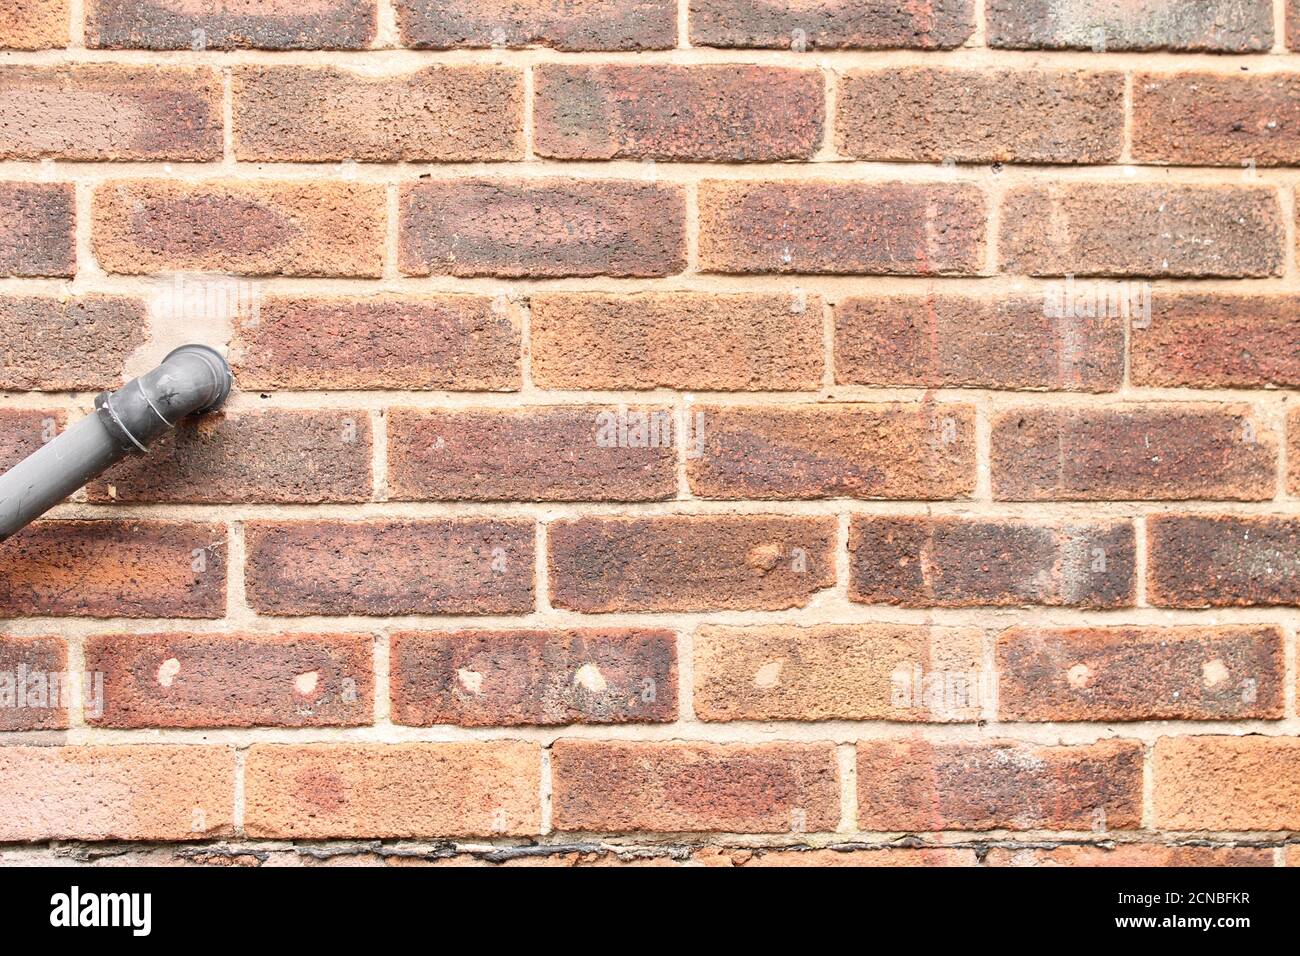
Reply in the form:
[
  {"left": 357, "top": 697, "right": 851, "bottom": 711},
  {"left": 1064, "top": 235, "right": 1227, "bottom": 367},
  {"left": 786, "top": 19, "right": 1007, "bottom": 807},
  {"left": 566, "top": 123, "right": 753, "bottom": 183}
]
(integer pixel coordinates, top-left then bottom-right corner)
[
  {"left": 986, "top": 846, "right": 1273, "bottom": 867},
  {"left": 690, "top": 0, "right": 975, "bottom": 49},
  {"left": 1147, "top": 515, "right": 1300, "bottom": 607},
  {"left": 397, "top": 0, "right": 676, "bottom": 50},
  {"left": 234, "top": 66, "right": 522, "bottom": 162},
  {"left": 693, "top": 624, "right": 984, "bottom": 722},
  {"left": 390, "top": 628, "right": 676, "bottom": 726},
  {"left": 93, "top": 180, "right": 385, "bottom": 276},
  {"left": 87, "top": 0, "right": 377, "bottom": 49},
  {"left": 551, "top": 740, "right": 840, "bottom": 833},
  {"left": 0, "top": 0, "right": 69, "bottom": 49},
  {"left": 1154, "top": 736, "right": 1300, "bottom": 830},
  {"left": 0, "top": 409, "right": 61, "bottom": 471},
  {"left": 0, "top": 521, "right": 226, "bottom": 618},
  {"left": 530, "top": 292, "right": 823, "bottom": 391},
  {"left": 244, "top": 520, "right": 534, "bottom": 616},
  {"left": 857, "top": 739, "right": 1144, "bottom": 831},
  {"left": 699, "top": 181, "right": 986, "bottom": 275},
  {"left": 0, "top": 182, "right": 74, "bottom": 277},
  {"left": 0, "top": 66, "right": 221, "bottom": 161},
  {"left": 997, "top": 625, "right": 1285, "bottom": 721},
  {"left": 1291, "top": 0, "right": 1300, "bottom": 49},
  {"left": 1290, "top": 409, "right": 1300, "bottom": 495},
  {"left": 837, "top": 68, "right": 1123, "bottom": 164},
  {"left": 86, "top": 632, "right": 374, "bottom": 728},
  {"left": 987, "top": 0, "right": 1273, "bottom": 51},
  {"left": 1000, "top": 184, "right": 1285, "bottom": 277},
  {"left": 400, "top": 180, "right": 685, "bottom": 278},
  {"left": 534, "top": 65, "right": 823, "bottom": 161},
  {"left": 849, "top": 516, "right": 1135, "bottom": 608},
  {"left": 387, "top": 406, "right": 676, "bottom": 502},
  {"left": 0, "top": 634, "right": 68, "bottom": 731},
  {"left": 0, "top": 295, "right": 145, "bottom": 391},
  {"left": 244, "top": 743, "right": 541, "bottom": 838},
  {"left": 837, "top": 293, "right": 1123, "bottom": 390},
  {"left": 548, "top": 515, "right": 836, "bottom": 612},
  {"left": 686, "top": 403, "right": 976, "bottom": 500},
  {"left": 991, "top": 405, "right": 1277, "bottom": 501}
]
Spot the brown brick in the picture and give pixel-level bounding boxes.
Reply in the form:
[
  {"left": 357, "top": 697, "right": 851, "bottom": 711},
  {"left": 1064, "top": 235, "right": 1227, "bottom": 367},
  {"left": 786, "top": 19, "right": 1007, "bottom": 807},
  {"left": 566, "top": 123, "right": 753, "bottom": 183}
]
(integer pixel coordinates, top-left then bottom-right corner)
[
  {"left": 399, "top": 179, "right": 684, "bottom": 278},
  {"left": 86, "top": 632, "right": 374, "bottom": 728},
  {"left": 690, "top": 0, "right": 975, "bottom": 49},
  {"left": 0, "top": 409, "right": 61, "bottom": 471},
  {"left": 838, "top": 68, "right": 1122, "bottom": 163},
  {"left": 986, "top": 845, "right": 1273, "bottom": 867},
  {"left": 0, "top": 635, "right": 68, "bottom": 731},
  {"left": 87, "top": 0, "right": 376, "bottom": 49},
  {"left": 0, "top": 295, "right": 145, "bottom": 391},
  {"left": 231, "top": 295, "right": 521, "bottom": 391},
  {"left": 535, "top": 65, "right": 822, "bottom": 161},
  {"left": 1292, "top": 0, "right": 1299, "bottom": 49},
  {"left": 244, "top": 520, "right": 534, "bottom": 616},
  {"left": 0, "top": 182, "right": 74, "bottom": 277},
  {"left": 548, "top": 515, "right": 836, "bottom": 613},
  {"left": 0, "top": 1, "right": 67, "bottom": 49},
  {"left": 699, "top": 181, "right": 985, "bottom": 275},
  {"left": 857, "top": 739, "right": 1144, "bottom": 831},
  {"left": 551, "top": 740, "right": 840, "bottom": 833},
  {"left": 694, "top": 624, "right": 985, "bottom": 723},
  {"left": 0, "top": 66, "right": 221, "bottom": 160},
  {"left": 1131, "top": 294, "right": 1300, "bottom": 388},
  {"left": 530, "top": 292, "right": 822, "bottom": 391},
  {"left": 0, "top": 745, "right": 234, "bottom": 841},
  {"left": 93, "top": 180, "right": 385, "bottom": 277},
  {"left": 1000, "top": 184, "right": 1284, "bottom": 277},
  {"left": 734, "top": 847, "right": 977, "bottom": 867},
  {"left": 687, "top": 403, "right": 975, "bottom": 500},
  {"left": 234, "top": 66, "right": 522, "bottom": 162},
  {"left": 835, "top": 293, "right": 1123, "bottom": 391},
  {"left": 0, "top": 520, "right": 226, "bottom": 618},
  {"left": 397, "top": 0, "right": 676, "bottom": 50},
  {"left": 387, "top": 406, "right": 676, "bottom": 502},
  {"left": 1290, "top": 408, "right": 1299, "bottom": 495},
  {"left": 987, "top": 0, "right": 1272, "bottom": 51},
  {"left": 390, "top": 628, "right": 676, "bottom": 726},
  {"left": 1147, "top": 515, "right": 1300, "bottom": 608},
  {"left": 997, "top": 625, "right": 1285, "bottom": 721},
  {"left": 991, "top": 405, "right": 1276, "bottom": 501},
  {"left": 849, "top": 516, "right": 1136, "bottom": 608},
  {"left": 1154, "top": 736, "right": 1300, "bottom": 830},
  {"left": 244, "top": 742, "right": 541, "bottom": 838}
]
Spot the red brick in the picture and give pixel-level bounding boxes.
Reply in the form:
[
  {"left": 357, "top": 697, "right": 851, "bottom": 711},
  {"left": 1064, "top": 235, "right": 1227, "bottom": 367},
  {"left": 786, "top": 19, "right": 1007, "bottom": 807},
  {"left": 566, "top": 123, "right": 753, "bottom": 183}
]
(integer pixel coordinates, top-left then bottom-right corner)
[
  {"left": 991, "top": 404, "right": 1277, "bottom": 501},
  {"left": 93, "top": 179, "right": 385, "bottom": 277},
  {"left": 1154, "top": 736, "right": 1300, "bottom": 830},
  {"left": 231, "top": 294, "right": 521, "bottom": 391},
  {"left": 397, "top": 0, "right": 676, "bottom": 50},
  {"left": 0, "top": 182, "right": 74, "bottom": 278},
  {"left": 387, "top": 406, "right": 676, "bottom": 502},
  {"left": 0, "top": 520, "right": 226, "bottom": 618},
  {"left": 548, "top": 515, "right": 836, "bottom": 613},
  {"left": 835, "top": 293, "right": 1123, "bottom": 390},
  {"left": 690, "top": 0, "right": 975, "bottom": 49},
  {"left": 399, "top": 179, "right": 685, "bottom": 278},
  {"left": 727, "top": 847, "right": 977, "bottom": 867},
  {"left": 0, "top": 0, "right": 68, "bottom": 48},
  {"left": 0, "top": 634, "right": 68, "bottom": 731},
  {"left": 997, "top": 625, "right": 1285, "bottom": 721},
  {"left": 0, "top": 295, "right": 145, "bottom": 391},
  {"left": 551, "top": 740, "right": 840, "bottom": 833},
  {"left": 986, "top": 845, "right": 1273, "bottom": 867},
  {"left": 1130, "top": 294, "right": 1300, "bottom": 388},
  {"left": 687, "top": 403, "right": 975, "bottom": 500},
  {"left": 390, "top": 628, "right": 677, "bottom": 726},
  {"left": 1290, "top": 408, "right": 1299, "bottom": 495},
  {"left": 1001, "top": 184, "right": 1284, "bottom": 277},
  {"left": 699, "top": 181, "right": 985, "bottom": 275},
  {"left": 857, "top": 739, "right": 1144, "bottom": 831},
  {"left": 0, "top": 409, "right": 61, "bottom": 471},
  {"left": 0, "top": 745, "right": 235, "bottom": 841},
  {"left": 87, "top": 0, "right": 376, "bottom": 49},
  {"left": 693, "top": 623, "right": 984, "bottom": 723},
  {"left": 234, "top": 66, "right": 522, "bottom": 162},
  {"left": 86, "top": 632, "right": 374, "bottom": 728},
  {"left": 987, "top": 0, "right": 1272, "bottom": 51},
  {"left": 1291, "top": 0, "right": 1299, "bottom": 49},
  {"left": 837, "top": 68, "right": 1122, "bottom": 163},
  {"left": 849, "top": 516, "right": 1135, "bottom": 608},
  {"left": 0, "top": 66, "right": 220, "bottom": 160},
  {"left": 244, "top": 742, "right": 540, "bottom": 838},
  {"left": 534, "top": 65, "right": 822, "bottom": 161},
  {"left": 244, "top": 520, "right": 534, "bottom": 616},
  {"left": 530, "top": 292, "right": 822, "bottom": 391},
  {"left": 1147, "top": 515, "right": 1300, "bottom": 608}
]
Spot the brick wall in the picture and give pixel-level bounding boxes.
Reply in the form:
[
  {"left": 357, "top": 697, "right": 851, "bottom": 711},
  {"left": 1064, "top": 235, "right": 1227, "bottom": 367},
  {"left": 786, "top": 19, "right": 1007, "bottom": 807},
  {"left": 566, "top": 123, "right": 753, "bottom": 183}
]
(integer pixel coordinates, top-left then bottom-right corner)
[{"left": 0, "top": 0, "right": 1298, "bottom": 868}]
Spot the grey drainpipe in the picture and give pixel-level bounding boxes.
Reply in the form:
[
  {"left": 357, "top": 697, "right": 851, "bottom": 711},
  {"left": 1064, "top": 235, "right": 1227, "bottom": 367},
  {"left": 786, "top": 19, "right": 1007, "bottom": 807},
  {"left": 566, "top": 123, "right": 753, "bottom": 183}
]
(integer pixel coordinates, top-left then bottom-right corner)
[{"left": 0, "top": 345, "right": 232, "bottom": 543}]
